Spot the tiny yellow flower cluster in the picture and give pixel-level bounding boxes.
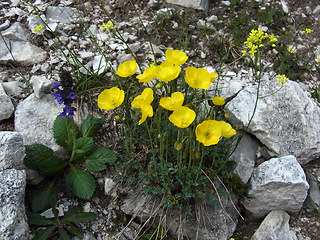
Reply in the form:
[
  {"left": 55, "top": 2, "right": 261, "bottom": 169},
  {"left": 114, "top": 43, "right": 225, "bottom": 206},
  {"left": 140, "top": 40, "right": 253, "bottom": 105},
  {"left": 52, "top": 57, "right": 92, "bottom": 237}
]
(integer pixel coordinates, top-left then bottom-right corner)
[
  {"left": 243, "top": 28, "right": 277, "bottom": 58},
  {"left": 33, "top": 24, "right": 43, "bottom": 33},
  {"left": 302, "top": 28, "right": 312, "bottom": 34},
  {"left": 277, "top": 74, "right": 289, "bottom": 87},
  {"left": 102, "top": 21, "right": 116, "bottom": 33}
]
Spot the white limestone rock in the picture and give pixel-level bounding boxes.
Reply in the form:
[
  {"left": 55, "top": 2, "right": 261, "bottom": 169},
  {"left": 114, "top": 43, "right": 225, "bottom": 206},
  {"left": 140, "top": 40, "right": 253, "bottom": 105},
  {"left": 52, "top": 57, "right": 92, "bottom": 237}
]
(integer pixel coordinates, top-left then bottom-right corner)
[
  {"left": 46, "top": 6, "right": 83, "bottom": 23},
  {"left": 0, "top": 132, "right": 25, "bottom": 171},
  {"left": 226, "top": 77, "right": 320, "bottom": 164},
  {"left": 14, "top": 93, "right": 63, "bottom": 151},
  {"left": 30, "top": 75, "right": 52, "bottom": 99},
  {"left": 230, "top": 133, "right": 259, "bottom": 183},
  {"left": 0, "top": 83, "right": 14, "bottom": 121},
  {"left": 1, "top": 22, "right": 27, "bottom": 41},
  {"left": 0, "top": 38, "right": 47, "bottom": 66},
  {"left": 93, "top": 55, "right": 108, "bottom": 75},
  {"left": 2, "top": 81, "right": 25, "bottom": 97},
  {"left": 251, "top": 211, "right": 297, "bottom": 240},
  {"left": 0, "top": 169, "right": 29, "bottom": 240},
  {"left": 166, "top": 0, "right": 209, "bottom": 11},
  {"left": 242, "top": 155, "right": 309, "bottom": 218}
]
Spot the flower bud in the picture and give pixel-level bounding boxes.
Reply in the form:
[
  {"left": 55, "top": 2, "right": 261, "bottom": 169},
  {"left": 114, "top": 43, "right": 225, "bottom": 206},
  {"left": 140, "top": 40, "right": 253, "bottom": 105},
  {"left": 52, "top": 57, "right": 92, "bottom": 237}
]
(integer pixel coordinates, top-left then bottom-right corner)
[
  {"left": 224, "top": 112, "right": 230, "bottom": 120},
  {"left": 114, "top": 115, "right": 122, "bottom": 121},
  {"left": 174, "top": 141, "right": 183, "bottom": 151},
  {"left": 155, "top": 82, "right": 164, "bottom": 89},
  {"left": 195, "top": 151, "right": 201, "bottom": 159}
]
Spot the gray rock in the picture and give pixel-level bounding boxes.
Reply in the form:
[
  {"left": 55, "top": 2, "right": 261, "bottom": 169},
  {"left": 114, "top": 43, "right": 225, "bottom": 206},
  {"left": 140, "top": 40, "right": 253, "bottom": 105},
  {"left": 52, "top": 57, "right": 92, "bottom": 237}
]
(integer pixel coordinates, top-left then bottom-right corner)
[
  {"left": 230, "top": 133, "right": 259, "bottom": 183},
  {"left": 0, "top": 38, "right": 47, "bottom": 66},
  {"left": 0, "top": 132, "right": 25, "bottom": 171},
  {"left": 121, "top": 190, "right": 238, "bottom": 240},
  {"left": 2, "top": 81, "right": 25, "bottom": 97},
  {"left": 0, "top": 19, "right": 10, "bottom": 31},
  {"left": 14, "top": 93, "right": 63, "bottom": 151},
  {"left": 251, "top": 211, "right": 297, "bottom": 240},
  {"left": 227, "top": 78, "right": 320, "bottom": 164},
  {"left": 166, "top": 0, "right": 209, "bottom": 11},
  {"left": 104, "top": 178, "right": 116, "bottom": 196},
  {"left": 242, "top": 155, "right": 309, "bottom": 218},
  {"left": 0, "top": 82, "right": 14, "bottom": 121},
  {"left": 304, "top": 174, "right": 320, "bottom": 210},
  {"left": 46, "top": 6, "right": 83, "bottom": 23},
  {"left": 0, "top": 169, "right": 29, "bottom": 240},
  {"left": 1, "top": 22, "right": 27, "bottom": 41},
  {"left": 92, "top": 55, "right": 108, "bottom": 75},
  {"left": 30, "top": 75, "right": 52, "bottom": 99}
]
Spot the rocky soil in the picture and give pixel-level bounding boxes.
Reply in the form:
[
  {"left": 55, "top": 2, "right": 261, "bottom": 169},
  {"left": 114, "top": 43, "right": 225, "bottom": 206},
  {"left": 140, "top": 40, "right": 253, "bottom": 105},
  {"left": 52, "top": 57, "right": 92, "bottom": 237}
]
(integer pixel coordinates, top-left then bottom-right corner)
[{"left": 0, "top": 0, "right": 320, "bottom": 239}]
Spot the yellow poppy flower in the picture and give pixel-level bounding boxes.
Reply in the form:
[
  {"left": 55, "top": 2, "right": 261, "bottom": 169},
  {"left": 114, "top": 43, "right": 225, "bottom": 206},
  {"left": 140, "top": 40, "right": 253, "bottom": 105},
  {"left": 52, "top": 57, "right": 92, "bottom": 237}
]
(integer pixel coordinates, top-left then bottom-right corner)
[
  {"left": 185, "top": 67, "right": 211, "bottom": 89},
  {"left": 97, "top": 87, "right": 125, "bottom": 110},
  {"left": 211, "top": 96, "right": 225, "bottom": 106},
  {"left": 195, "top": 120, "right": 236, "bottom": 146},
  {"left": 210, "top": 72, "right": 218, "bottom": 82},
  {"left": 169, "top": 106, "right": 196, "bottom": 128},
  {"left": 116, "top": 60, "right": 137, "bottom": 77},
  {"left": 136, "top": 65, "right": 158, "bottom": 83},
  {"left": 160, "top": 92, "right": 184, "bottom": 111},
  {"left": 131, "top": 88, "right": 154, "bottom": 125},
  {"left": 219, "top": 121, "right": 236, "bottom": 138},
  {"left": 165, "top": 49, "right": 188, "bottom": 65},
  {"left": 156, "top": 61, "right": 181, "bottom": 82}
]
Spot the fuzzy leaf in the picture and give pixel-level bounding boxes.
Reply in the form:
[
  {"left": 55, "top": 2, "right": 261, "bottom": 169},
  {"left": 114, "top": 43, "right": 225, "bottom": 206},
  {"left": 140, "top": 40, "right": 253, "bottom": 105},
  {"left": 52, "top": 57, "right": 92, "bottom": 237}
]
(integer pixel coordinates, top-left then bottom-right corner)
[
  {"left": 80, "top": 114, "right": 104, "bottom": 138},
  {"left": 65, "top": 167, "right": 95, "bottom": 199},
  {"left": 53, "top": 115, "right": 78, "bottom": 150},
  {"left": 73, "top": 137, "right": 94, "bottom": 161},
  {"left": 24, "top": 144, "right": 67, "bottom": 177},
  {"left": 33, "top": 226, "right": 57, "bottom": 240},
  {"left": 32, "top": 182, "right": 57, "bottom": 212},
  {"left": 58, "top": 228, "right": 70, "bottom": 240},
  {"left": 85, "top": 147, "right": 117, "bottom": 171},
  {"left": 62, "top": 206, "right": 97, "bottom": 223},
  {"left": 26, "top": 211, "right": 55, "bottom": 226}
]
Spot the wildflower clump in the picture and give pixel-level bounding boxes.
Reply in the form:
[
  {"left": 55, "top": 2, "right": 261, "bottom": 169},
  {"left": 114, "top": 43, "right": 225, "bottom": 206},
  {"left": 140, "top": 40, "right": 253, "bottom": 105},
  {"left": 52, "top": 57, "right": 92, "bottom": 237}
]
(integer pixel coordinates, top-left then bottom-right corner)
[
  {"left": 243, "top": 28, "right": 277, "bottom": 58},
  {"left": 102, "top": 21, "right": 116, "bottom": 32},
  {"left": 302, "top": 28, "right": 312, "bottom": 34}
]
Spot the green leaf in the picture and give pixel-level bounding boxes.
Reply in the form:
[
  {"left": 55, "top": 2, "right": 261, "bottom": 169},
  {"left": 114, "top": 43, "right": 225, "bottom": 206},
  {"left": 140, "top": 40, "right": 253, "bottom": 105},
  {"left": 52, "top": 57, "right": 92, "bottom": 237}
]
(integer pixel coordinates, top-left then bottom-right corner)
[
  {"left": 33, "top": 226, "right": 57, "bottom": 240},
  {"left": 80, "top": 114, "right": 104, "bottom": 137},
  {"left": 24, "top": 144, "right": 67, "bottom": 177},
  {"left": 73, "top": 137, "right": 94, "bottom": 161},
  {"left": 58, "top": 228, "right": 70, "bottom": 240},
  {"left": 32, "top": 182, "right": 57, "bottom": 212},
  {"left": 64, "top": 223, "right": 83, "bottom": 239},
  {"left": 53, "top": 115, "right": 78, "bottom": 150},
  {"left": 62, "top": 205, "right": 97, "bottom": 223},
  {"left": 86, "top": 147, "right": 117, "bottom": 171},
  {"left": 65, "top": 167, "right": 95, "bottom": 199},
  {"left": 26, "top": 211, "right": 55, "bottom": 226}
]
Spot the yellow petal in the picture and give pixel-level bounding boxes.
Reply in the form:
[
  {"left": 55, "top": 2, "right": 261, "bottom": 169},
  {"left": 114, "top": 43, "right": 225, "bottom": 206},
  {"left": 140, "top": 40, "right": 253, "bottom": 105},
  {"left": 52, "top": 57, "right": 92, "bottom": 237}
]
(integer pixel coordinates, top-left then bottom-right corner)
[
  {"left": 220, "top": 121, "right": 236, "bottom": 138},
  {"left": 210, "top": 72, "right": 218, "bottom": 82},
  {"left": 160, "top": 92, "right": 184, "bottom": 111},
  {"left": 116, "top": 60, "right": 137, "bottom": 77},
  {"left": 169, "top": 106, "right": 196, "bottom": 128},
  {"left": 139, "top": 103, "right": 153, "bottom": 125},
  {"left": 165, "top": 49, "right": 188, "bottom": 65},
  {"left": 137, "top": 65, "right": 158, "bottom": 83},
  {"left": 157, "top": 61, "right": 181, "bottom": 82},
  {"left": 185, "top": 67, "right": 211, "bottom": 89},
  {"left": 98, "top": 87, "right": 125, "bottom": 110},
  {"left": 211, "top": 96, "right": 225, "bottom": 106}
]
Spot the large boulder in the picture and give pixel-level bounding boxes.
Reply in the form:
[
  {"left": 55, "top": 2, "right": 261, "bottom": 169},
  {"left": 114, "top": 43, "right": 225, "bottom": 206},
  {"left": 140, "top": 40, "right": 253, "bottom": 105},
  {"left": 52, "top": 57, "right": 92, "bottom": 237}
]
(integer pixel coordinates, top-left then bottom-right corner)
[
  {"left": 0, "top": 131, "right": 25, "bottom": 171},
  {"left": 251, "top": 211, "right": 297, "bottom": 240},
  {"left": 121, "top": 190, "right": 238, "bottom": 240},
  {"left": 226, "top": 77, "right": 320, "bottom": 164},
  {"left": 242, "top": 155, "right": 309, "bottom": 218},
  {"left": 0, "top": 169, "right": 29, "bottom": 240}
]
